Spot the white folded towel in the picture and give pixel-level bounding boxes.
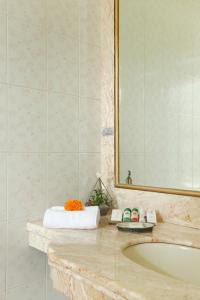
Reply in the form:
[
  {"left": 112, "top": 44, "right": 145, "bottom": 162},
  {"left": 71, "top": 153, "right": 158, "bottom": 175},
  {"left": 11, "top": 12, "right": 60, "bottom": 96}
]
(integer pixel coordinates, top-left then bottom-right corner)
[{"left": 43, "top": 206, "right": 100, "bottom": 229}]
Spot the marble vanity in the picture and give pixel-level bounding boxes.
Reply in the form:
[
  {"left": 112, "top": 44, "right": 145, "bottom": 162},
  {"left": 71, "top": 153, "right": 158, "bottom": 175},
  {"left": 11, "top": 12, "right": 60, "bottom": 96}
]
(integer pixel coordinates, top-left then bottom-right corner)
[{"left": 27, "top": 221, "right": 200, "bottom": 300}]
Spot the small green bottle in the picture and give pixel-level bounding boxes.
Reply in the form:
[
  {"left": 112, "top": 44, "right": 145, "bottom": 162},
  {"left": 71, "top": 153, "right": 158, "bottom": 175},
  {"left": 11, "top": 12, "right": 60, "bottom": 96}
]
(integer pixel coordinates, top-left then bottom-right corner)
[{"left": 122, "top": 208, "right": 131, "bottom": 222}]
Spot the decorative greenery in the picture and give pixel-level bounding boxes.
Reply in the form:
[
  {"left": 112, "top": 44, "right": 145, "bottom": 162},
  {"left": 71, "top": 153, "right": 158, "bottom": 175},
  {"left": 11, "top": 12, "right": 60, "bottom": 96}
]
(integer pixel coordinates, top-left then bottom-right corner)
[
  {"left": 86, "top": 178, "right": 112, "bottom": 208},
  {"left": 89, "top": 188, "right": 109, "bottom": 206}
]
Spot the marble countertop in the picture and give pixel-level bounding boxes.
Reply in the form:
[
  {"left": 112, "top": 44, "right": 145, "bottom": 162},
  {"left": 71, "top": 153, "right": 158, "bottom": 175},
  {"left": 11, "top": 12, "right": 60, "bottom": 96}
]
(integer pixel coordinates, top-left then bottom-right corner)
[{"left": 27, "top": 221, "right": 200, "bottom": 300}]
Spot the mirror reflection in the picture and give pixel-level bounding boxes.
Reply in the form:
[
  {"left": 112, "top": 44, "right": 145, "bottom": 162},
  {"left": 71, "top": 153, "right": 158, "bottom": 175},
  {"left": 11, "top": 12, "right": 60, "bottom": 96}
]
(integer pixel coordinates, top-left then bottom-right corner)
[{"left": 117, "top": 0, "right": 200, "bottom": 193}]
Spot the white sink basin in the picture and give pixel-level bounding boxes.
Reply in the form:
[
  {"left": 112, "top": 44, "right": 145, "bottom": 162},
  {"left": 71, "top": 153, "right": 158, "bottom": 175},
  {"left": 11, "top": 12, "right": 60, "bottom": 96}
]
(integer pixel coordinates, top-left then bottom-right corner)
[{"left": 123, "top": 243, "right": 200, "bottom": 285}]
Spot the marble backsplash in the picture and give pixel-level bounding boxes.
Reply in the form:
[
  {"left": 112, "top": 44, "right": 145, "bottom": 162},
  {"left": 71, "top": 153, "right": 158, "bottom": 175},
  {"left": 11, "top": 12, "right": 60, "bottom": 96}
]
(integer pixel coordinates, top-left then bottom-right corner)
[{"left": 100, "top": 0, "right": 200, "bottom": 229}]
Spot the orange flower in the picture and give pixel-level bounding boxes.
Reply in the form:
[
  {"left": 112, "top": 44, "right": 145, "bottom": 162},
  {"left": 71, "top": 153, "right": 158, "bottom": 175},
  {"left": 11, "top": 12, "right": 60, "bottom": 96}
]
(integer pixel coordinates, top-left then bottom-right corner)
[{"left": 64, "top": 199, "right": 83, "bottom": 211}]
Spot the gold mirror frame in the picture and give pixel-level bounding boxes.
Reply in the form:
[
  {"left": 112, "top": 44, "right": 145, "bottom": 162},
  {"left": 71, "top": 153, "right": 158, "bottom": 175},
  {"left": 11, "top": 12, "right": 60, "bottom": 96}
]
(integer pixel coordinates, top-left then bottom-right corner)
[{"left": 114, "top": 0, "right": 200, "bottom": 197}]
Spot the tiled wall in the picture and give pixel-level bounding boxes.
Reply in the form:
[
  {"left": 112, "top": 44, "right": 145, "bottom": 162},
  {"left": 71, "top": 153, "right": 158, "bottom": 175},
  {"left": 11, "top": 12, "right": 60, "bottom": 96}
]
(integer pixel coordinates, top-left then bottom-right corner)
[
  {"left": 0, "top": 0, "right": 101, "bottom": 299},
  {"left": 101, "top": 0, "right": 200, "bottom": 228}
]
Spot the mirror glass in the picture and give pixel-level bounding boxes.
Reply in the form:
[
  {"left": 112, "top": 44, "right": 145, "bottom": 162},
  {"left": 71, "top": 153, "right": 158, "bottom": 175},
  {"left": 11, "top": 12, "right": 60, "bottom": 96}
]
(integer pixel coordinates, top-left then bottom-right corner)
[{"left": 117, "top": 0, "right": 200, "bottom": 194}]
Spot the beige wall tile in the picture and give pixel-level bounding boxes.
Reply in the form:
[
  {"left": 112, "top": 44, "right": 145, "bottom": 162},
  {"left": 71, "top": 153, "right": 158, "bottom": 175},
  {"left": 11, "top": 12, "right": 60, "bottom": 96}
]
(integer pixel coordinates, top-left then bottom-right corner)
[
  {"left": 47, "top": 153, "right": 78, "bottom": 207},
  {"left": 7, "top": 0, "right": 45, "bottom": 17},
  {"left": 47, "top": 36, "right": 78, "bottom": 94},
  {"left": 0, "top": 154, "right": 6, "bottom": 222},
  {"left": 47, "top": 0, "right": 79, "bottom": 40},
  {"left": 193, "top": 80, "right": 200, "bottom": 116},
  {"left": 48, "top": 92, "right": 78, "bottom": 152},
  {"left": 0, "top": 0, "right": 6, "bottom": 13},
  {"left": 0, "top": 83, "right": 7, "bottom": 152},
  {"left": 6, "top": 281, "right": 45, "bottom": 300},
  {"left": 7, "top": 153, "right": 46, "bottom": 221},
  {"left": 47, "top": 0, "right": 78, "bottom": 94},
  {"left": 7, "top": 0, "right": 46, "bottom": 89},
  {"left": 79, "top": 0, "right": 101, "bottom": 47},
  {"left": 8, "top": 86, "right": 47, "bottom": 152},
  {"left": 0, "top": 221, "right": 6, "bottom": 293},
  {"left": 0, "top": 293, "right": 5, "bottom": 300},
  {"left": 7, "top": 219, "right": 46, "bottom": 289},
  {"left": 80, "top": 43, "right": 102, "bottom": 100},
  {"left": 79, "top": 98, "right": 101, "bottom": 153},
  {"left": 0, "top": 12, "right": 6, "bottom": 83}
]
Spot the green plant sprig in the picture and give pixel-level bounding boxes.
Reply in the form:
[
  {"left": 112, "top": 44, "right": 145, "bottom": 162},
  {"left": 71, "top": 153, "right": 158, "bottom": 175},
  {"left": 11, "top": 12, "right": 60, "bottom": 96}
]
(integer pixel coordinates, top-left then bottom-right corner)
[{"left": 89, "top": 188, "right": 110, "bottom": 206}]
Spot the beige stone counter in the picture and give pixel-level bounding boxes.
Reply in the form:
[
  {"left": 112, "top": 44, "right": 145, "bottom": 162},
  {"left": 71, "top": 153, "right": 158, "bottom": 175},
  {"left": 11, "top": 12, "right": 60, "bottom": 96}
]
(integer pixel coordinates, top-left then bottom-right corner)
[{"left": 27, "top": 221, "right": 200, "bottom": 300}]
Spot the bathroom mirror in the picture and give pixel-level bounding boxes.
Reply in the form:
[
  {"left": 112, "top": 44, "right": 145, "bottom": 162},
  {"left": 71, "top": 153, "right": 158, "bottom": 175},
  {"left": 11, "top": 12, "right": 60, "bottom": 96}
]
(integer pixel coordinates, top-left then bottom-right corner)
[{"left": 114, "top": 0, "right": 200, "bottom": 196}]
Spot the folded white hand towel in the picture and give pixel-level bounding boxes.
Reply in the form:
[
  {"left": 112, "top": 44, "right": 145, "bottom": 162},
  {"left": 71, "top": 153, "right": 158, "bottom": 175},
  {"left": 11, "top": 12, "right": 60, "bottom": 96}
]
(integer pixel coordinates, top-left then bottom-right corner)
[{"left": 43, "top": 206, "right": 100, "bottom": 229}]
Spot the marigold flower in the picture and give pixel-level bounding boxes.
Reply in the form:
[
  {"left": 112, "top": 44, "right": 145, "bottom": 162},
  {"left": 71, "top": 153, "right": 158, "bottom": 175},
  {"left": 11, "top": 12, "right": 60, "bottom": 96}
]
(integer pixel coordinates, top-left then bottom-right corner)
[{"left": 64, "top": 199, "right": 83, "bottom": 211}]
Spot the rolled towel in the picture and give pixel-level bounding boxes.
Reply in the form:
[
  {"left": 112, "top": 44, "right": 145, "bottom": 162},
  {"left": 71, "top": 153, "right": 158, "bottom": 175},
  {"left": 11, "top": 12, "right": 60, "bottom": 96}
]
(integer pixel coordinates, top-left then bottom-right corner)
[{"left": 43, "top": 206, "right": 100, "bottom": 229}]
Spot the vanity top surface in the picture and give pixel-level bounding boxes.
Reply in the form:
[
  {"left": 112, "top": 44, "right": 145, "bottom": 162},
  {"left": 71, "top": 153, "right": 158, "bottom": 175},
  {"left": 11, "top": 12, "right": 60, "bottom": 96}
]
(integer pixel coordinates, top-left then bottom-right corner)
[{"left": 27, "top": 221, "right": 200, "bottom": 300}]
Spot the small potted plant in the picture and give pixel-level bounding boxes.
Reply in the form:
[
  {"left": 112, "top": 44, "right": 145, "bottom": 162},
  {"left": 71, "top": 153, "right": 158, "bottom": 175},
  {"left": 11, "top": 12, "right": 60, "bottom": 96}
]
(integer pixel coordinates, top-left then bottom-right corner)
[{"left": 86, "top": 176, "right": 112, "bottom": 216}]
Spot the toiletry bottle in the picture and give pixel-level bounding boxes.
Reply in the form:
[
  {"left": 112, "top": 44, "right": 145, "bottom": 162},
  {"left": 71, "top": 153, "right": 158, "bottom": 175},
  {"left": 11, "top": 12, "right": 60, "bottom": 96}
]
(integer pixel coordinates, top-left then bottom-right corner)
[
  {"left": 139, "top": 208, "right": 146, "bottom": 223},
  {"left": 146, "top": 210, "right": 157, "bottom": 224},
  {"left": 131, "top": 208, "right": 139, "bottom": 222},
  {"left": 122, "top": 208, "right": 131, "bottom": 222}
]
